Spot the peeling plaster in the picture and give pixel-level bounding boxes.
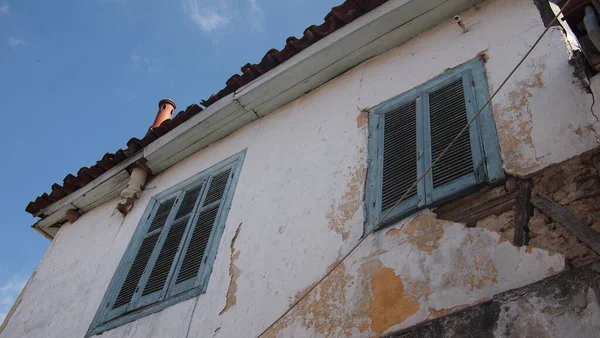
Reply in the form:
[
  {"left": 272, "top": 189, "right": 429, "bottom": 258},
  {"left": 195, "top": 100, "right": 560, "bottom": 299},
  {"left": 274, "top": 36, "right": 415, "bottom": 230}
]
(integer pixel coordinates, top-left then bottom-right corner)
[
  {"left": 388, "top": 211, "right": 450, "bottom": 254},
  {"left": 327, "top": 148, "right": 366, "bottom": 240},
  {"left": 263, "top": 211, "right": 564, "bottom": 337},
  {"left": 356, "top": 109, "right": 369, "bottom": 129},
  {"left": 219, "top": 223, "right": 242, "bottom": 315},
  {"left": 5, "top": 1, "right": 595, "bottom": 337},
  {"left": 369, "top": 268, "right": 421, "bottom": 335},
  {"left": 494, "top": 58, "right": 547, "bottom": 174}
]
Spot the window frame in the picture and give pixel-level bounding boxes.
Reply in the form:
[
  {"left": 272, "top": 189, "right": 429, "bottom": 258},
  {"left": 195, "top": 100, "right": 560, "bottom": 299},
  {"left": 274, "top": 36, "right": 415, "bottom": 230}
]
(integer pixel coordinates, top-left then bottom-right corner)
[
  {"left": 87, "top": 150, "right": 246, "bottom": 337},
  {"left": 365, "top": 57, "right": 502, "bottom": 232}
]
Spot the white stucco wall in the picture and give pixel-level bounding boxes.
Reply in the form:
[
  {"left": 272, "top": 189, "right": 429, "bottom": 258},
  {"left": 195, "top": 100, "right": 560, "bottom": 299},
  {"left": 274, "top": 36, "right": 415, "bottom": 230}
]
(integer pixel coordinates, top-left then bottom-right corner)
[{"left": 3, "top": 0, "right": 599, "bottom": 337}]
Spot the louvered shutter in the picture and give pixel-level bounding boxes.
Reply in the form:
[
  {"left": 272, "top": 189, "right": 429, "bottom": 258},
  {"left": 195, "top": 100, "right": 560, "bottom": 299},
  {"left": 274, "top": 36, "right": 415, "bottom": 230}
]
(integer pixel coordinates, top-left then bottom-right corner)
[
  {"left": 134, "top": 183, "right": 205, "bottom": 307},
  {"left": 425, "top": 72, "right": 484, "bottom": 203},
  {"left": 91, "top": 152, "right": 244, "bottom": 336},
  {"left": 109, "top": 197, "right": 177, "bottom": 315},
  {"left": 365, "top": 58, "right": 498, "bottom": 232},
  {"left": 169, "top": 168, "right": 233, "bottom": 295},
  {"left": 380, "top": 99, "right": 420, "bottom": 217}
]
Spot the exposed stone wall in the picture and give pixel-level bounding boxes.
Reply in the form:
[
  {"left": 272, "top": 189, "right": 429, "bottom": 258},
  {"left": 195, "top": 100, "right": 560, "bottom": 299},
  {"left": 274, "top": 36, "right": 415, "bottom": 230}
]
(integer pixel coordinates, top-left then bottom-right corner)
[
  {"left": 385, "top": 261, "right": 600, "bottom": 338},
  {"left": 476, "top": 151, "right": 600, "bottom": 266},
  {"left": 531, "top": 152, "right": 600, "bottom": 265}
]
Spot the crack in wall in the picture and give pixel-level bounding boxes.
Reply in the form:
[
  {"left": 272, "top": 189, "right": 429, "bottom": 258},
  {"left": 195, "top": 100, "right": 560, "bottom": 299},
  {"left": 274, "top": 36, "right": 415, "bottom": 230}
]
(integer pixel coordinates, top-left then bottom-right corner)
[
  {"left": 357, "top": 66, "right": 366, "bottom": 110},
  {"left": 589, "top": 90, "right": 600, "bottom": 144},
  {"left": 219, "top": 223, "right": 242, "bottom": 315},
  {"left": 588, "top": 91, "right": 600, "bottom": 144}
]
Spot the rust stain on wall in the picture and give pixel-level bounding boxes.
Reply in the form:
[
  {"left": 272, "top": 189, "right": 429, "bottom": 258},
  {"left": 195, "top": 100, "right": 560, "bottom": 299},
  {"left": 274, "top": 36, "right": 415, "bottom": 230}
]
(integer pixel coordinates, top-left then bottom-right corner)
[
  {"left": 427, "top": 297, "right": 492, "bottom": 320},
  {"left": 327, "top": 149, "right": 366, "bottom": 240},
  {"left": 385, "top": 227, "right": 402, "bottom": 237},
  {"left": 428, "top": 304, "right": 469, "bottom": 319},
  {"left": 266, "top": 255, "right": 394, "bottom": 337},
  {"left": 476, "top": 49, "right": 489, "bottom": 62},
  {"left": 264, "top": 261, "right": 354, "bottom": 337},
  {"left": 387, "top": 211, "right": 450, "bottom": 254},
  {"left": 368, "top": 268, "right": 420, "bottom": 336},
  {"left": 290, "top": 252, "right": 343, "bottom": 306},
  {"left": 358, "top": 321, "right": 369, "bottom": 332},
  {"left": 219, "top": 223, "right": 242, "bottom": 315}
]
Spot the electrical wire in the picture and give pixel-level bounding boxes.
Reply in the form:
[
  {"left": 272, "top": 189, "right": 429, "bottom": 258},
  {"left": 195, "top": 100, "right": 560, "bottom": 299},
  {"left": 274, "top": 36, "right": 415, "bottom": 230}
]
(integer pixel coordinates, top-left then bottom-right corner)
[{"left": 257, "top": 1, "right": 572, "bottom": 336}]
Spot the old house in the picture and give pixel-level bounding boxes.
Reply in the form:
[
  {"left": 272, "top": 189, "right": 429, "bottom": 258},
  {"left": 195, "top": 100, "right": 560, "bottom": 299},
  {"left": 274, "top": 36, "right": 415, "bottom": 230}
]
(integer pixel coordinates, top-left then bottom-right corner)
[{"left": 3, "top": 0, "right": 600, "bottom": 336}]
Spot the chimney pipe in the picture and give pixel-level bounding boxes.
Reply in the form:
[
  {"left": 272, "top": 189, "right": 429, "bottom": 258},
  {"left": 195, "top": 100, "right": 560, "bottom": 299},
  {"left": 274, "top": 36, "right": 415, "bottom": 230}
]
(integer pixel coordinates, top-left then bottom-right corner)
[
  {"left": 116, "top": 167, "right": 148, "bottom": 216},
  {"left": 151, "top": 99, "right": 176, "bottom": 129}
]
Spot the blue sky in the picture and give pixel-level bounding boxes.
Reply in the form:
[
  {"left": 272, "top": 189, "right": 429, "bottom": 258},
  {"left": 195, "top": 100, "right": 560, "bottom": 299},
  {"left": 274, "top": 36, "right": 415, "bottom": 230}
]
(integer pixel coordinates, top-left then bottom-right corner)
[{"left": 0, "top": 0, "right": 340, "bottom": 322}]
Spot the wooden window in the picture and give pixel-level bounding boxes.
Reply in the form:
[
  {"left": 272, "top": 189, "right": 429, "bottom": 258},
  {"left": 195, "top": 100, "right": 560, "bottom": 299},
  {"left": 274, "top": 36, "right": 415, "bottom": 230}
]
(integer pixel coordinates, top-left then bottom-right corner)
[
  {"left": 87, "top": 151, "right": 245, "bottom": 336},
  {"left": 365, "top": 57, "right": 502, "bottom": 232}
]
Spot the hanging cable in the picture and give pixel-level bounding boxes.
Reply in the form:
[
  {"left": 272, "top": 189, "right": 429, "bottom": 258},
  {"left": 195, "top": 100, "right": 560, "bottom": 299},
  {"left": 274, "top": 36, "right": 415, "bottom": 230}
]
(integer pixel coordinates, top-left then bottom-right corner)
[{"left": 257, "top": 1, "right": 572, "bottom": 336}]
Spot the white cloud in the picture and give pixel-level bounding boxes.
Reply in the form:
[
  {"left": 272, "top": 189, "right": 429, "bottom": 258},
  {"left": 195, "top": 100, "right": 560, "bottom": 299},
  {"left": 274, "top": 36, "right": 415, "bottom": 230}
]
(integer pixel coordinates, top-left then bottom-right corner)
[
  {"left": 248, "top": 0, "right": 264, "bottom": 30},
  {"left": 0, "top": 275, "right": 27, "bottom": 324},
  {"left": 184, "top": 0, "right": 231, "bottom": 32},
  {"left": 7, "top": 38, "right": 27, "bottom": 47},
  {"left": 130, "top": 51, "right": 165, "bottom": 73},
  {"left": 130, "top": 51, "right": 141, "bottom": 65},
  {"left": 0, "top": 3, "right": 8, "bottom": 14}
]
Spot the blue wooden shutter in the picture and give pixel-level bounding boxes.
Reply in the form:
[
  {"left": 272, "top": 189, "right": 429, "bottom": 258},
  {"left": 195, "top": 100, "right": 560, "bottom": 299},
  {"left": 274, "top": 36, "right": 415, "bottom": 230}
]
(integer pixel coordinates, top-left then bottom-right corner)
[
  {"left": 378, "top": 98, "right": 422, "bottom": 223},
  {"left": 108, "top": 196, "right": 177, "bottom": 317},
  {"left": 424, "top": 71, "right": 485, "bottom": 204},
  {"left": 133, "top": 183, "right": 205, "bottom": 307},
  {"left": 169, "top": 167, "right": 233, "bottom": 295}
]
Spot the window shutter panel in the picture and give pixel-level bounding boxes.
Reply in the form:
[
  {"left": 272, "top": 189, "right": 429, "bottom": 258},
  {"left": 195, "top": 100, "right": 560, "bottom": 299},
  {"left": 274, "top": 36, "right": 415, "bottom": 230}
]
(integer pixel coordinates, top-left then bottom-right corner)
[
  {"left": 175, "top": 168, "right": 232, "bottom": 285},
  {"left": 428, "top": 78, "right": 473, "bottom": 188},
  {"left": 112, "top": 197, "right": 176, "bottom": 310},
  {"left": 140, "top": 185, "right": 204, "bottom": 297},
  {"left": 148, "top": 198, "right": 176, "bottom": 233},
  {"left": 381, "top": 100, "right": 418, "bottom": 212}
]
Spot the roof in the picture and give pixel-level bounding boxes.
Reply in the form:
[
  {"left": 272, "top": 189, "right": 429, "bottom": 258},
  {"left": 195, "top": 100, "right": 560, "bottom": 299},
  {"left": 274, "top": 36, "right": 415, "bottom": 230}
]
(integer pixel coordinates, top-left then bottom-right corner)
[{"left": 25, "top": 0, "right": 389, "bottom": 217}]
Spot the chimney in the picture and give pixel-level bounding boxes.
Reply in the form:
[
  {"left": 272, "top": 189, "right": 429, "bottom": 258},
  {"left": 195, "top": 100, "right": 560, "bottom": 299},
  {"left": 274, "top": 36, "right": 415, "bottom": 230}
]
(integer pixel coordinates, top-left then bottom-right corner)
[{"left": 151, "top": 98, "right": 176, "bottom": 129}]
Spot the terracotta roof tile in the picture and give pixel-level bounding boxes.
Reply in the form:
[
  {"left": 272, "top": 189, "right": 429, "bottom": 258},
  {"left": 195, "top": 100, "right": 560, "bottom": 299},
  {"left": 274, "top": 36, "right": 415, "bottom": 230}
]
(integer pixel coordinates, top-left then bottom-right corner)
[{"left": 25, "top": 0, "right": 388, "bottom": 217}]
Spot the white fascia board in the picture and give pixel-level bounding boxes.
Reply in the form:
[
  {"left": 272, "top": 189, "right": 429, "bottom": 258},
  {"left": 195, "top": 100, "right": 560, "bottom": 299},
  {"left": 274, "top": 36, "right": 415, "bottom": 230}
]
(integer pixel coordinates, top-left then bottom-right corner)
[
  {"left": 30, "top": 153, "right": 142, "bottom": 237},
  {"left": 32, "top": 0, "right": 482, "bottom": 234},
  {"left": 33, "top": 152, "right": 142, "bottom": 218},
  {"left": 142, "top": 0, "right": 481, "bottom": 174},
  {"left": 248, "top": 0, "right": 484, "bottom": 116},
  {"left": 143, "top": 93, "right": 255, "bottom": 174}
]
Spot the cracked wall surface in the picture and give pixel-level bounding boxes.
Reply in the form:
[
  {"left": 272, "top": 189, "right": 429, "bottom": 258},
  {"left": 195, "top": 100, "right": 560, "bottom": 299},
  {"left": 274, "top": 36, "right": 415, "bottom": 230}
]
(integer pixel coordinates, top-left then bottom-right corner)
[
  {"left": 263, "top": 211, "right": 564, "bottom": 337},
  {"left": 492, "top": 30, "right": 600, "bottom": 176},
  {"left": 386, "top": 262, "right": 600, "bottom": 338},
  {"left": 3, "top": 0, "right": 600, "bottom": 337}
]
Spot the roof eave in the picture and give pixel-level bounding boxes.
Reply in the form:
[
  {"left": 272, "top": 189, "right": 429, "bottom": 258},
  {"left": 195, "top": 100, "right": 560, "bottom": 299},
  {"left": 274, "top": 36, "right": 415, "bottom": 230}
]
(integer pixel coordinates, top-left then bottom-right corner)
[{"left": 31, "top": 0, "right": 484, "bottom": 238}]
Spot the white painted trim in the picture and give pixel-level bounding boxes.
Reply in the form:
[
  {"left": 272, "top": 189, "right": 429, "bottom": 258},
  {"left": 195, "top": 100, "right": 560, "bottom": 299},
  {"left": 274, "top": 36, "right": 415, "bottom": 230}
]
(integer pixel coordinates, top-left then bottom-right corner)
[{"left": 32, "top": 0, "right": 484, "bottom": 234}]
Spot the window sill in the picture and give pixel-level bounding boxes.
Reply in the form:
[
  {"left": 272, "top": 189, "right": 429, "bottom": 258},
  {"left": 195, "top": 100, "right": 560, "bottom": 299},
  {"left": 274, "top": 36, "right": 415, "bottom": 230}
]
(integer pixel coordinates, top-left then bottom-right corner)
[{"left": 87, "top": 287, "right": 205, "bottom": 337}]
